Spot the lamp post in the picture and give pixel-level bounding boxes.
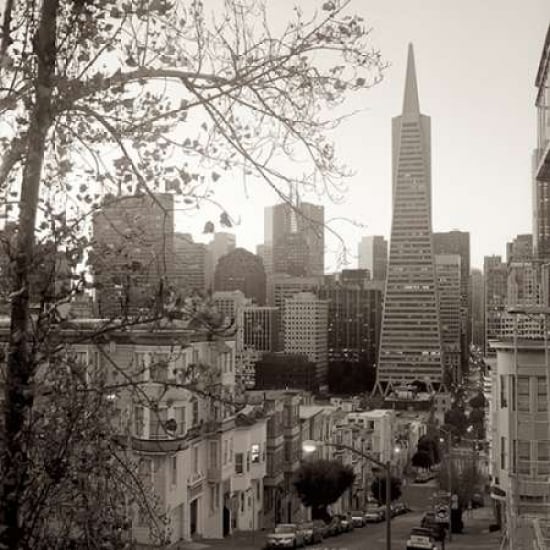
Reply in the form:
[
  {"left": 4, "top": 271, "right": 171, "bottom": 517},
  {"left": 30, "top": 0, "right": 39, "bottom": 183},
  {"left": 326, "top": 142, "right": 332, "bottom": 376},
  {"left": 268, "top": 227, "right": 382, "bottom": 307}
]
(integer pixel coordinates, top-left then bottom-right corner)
[{"left": 302, "top": 440, "right": 392, "bottom": 550}]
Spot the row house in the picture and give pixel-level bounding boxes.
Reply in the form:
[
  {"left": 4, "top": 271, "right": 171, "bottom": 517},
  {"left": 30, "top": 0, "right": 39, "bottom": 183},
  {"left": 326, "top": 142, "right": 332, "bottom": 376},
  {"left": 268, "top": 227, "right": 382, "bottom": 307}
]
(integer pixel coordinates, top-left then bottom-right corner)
[{"left": 41, "top": 320, "right": 269, "bottom": 547}]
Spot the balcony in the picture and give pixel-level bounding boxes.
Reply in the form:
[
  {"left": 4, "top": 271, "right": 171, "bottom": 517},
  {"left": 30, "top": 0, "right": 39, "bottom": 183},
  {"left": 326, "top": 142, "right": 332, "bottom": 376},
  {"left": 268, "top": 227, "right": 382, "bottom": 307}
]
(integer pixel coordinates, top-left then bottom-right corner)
[{"left": 187, "top": 471, "right": 205, "bottom": 488}]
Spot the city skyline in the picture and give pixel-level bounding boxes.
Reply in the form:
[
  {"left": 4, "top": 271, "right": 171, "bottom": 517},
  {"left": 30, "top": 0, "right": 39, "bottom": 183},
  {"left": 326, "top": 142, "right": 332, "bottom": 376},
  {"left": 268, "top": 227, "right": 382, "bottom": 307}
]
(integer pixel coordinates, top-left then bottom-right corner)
[{"left": 179, "top": 0, "right": 550, "bottom": 271}]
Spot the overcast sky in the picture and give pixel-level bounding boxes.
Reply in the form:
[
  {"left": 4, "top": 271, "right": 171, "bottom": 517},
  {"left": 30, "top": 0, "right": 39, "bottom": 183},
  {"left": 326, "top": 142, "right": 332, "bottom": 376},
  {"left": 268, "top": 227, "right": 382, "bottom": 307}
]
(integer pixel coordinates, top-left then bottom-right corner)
[{"left": 186, "top": 0, "right": 550, "bottom": 270}]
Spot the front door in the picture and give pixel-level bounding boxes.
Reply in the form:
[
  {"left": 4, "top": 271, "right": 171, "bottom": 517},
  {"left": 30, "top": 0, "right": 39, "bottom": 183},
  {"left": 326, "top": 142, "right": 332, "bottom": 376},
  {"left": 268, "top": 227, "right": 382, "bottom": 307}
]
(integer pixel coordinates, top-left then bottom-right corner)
[
  {"left": 190, "top": 499, "right": 198, "bottom": 536},
  {"left": 223, "top": 506, "right": 230, "bottom": 537}
]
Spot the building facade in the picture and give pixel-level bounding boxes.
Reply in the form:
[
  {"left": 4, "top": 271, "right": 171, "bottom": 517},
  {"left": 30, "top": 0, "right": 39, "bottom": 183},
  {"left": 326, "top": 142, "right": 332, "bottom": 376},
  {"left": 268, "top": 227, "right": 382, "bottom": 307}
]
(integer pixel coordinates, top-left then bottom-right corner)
[
  {"left": 174, "top": 232, "right": 207, "bottom": 294},
  {"left": 214, "top": 248, "right": 267, "bottom": 305},
  {"left": 358, "top": 236, "right": 388, "bottom": 282},
  {"left": 206, "top": 232, "right": 236, "bottom": 291},
  {"left": 435, "top": 254, "right": 462, "bottom": 384},
  {"left": 377, "top": 44, "right": 443, "bottom": 388},
  {"left": 484, "top": 256, "right": 508, "bottom": 356},
  {"left": 92, "top": 193, "right": 175, "bottom": 317}
]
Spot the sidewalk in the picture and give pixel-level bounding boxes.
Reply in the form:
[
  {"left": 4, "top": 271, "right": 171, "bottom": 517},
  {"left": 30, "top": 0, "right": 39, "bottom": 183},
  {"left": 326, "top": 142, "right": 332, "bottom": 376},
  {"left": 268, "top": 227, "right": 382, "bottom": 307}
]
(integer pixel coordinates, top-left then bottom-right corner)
[
  {"left": 175, "top": 530, "right": 266, "bottom": 550},
  {"left": 447, "top": 506, "right": 502, "bottom": 550}
]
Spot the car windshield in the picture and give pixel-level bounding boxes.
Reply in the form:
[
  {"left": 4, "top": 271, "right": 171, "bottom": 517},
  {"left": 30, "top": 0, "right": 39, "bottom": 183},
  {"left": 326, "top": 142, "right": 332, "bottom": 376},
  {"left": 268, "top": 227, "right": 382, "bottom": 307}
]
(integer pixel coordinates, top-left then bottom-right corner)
[
  {"left": 275, "top": 526, "right": 296, "bottom": 534},
  {"left": 350, "top": 511, "right": 362, "bottom": 515},
  {"left": 411, "top": 528, "right": 432, "bottom": 536}
]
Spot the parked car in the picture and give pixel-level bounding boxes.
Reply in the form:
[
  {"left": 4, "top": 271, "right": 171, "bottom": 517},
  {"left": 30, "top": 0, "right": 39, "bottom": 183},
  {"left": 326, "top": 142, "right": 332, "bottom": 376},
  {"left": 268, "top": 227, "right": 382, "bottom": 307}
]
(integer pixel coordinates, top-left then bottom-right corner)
[
  {"left": 406, "top": 527, "right": 437, "bottom": 550},
  {"left": 420, "top": 514, "right": 446, "bottom": 542},
  {"left": 364, "top": 510, "right": 384, "bottom": 523},
  {"left": 299, "top": 522, "right": 322, "bottom": 545},
  {"left": 349, "top": 511, "right": 366, "bottom": 528},
  {"left": 336, "top": 513, "right": 354, "bottom": 532},
  {"left": 312, "top": 520, "right": 328, "bottom": 540},
  {"left": 266, "top": 524, "right": 305, "bottom": 548},
  {"left": 393, "top": 502, "right": 408, "bottom": 515},
  {"left": 414, "top": 471, "right": 435, "bottom": 484}
]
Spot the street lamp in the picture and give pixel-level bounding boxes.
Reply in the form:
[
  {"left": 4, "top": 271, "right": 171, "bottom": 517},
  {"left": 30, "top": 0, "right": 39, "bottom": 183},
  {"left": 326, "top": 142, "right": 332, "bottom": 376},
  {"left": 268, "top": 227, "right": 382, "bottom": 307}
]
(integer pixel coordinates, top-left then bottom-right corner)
[{"left": 302, "top": 439, "right": 392, "bottom": 550}]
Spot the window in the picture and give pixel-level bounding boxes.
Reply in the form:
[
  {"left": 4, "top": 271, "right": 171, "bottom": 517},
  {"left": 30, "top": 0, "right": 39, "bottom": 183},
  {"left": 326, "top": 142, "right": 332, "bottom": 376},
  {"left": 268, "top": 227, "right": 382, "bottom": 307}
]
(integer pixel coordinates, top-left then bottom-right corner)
[
  {"left": 500, "top": 436, "right": 507, "bottom": 470},
  {"left": 511, "top": 376, "right": 516, "bottom": 411},
  {"left": 149, "top": 408, "right": 168, "bottom": 439},
  {"left": 235, "top": 453, "right": 244, "bottom": 474},
  {"left": 246, "top": 451, "right": 251, "bottom": 472},
  {"left": 174, "top": 406, "right": 186, "bottom": 436},
  {"left": 134, "top": 406, "right": 144, "bottom": 437},
  {"left": 229, "top": 438, "right": 233, "bottom": 463},
  {"left": 500, "top": 375, "right": 507, "bottom": 408},
  {"left": 223, "top": 440, "right": 229, "bottom": 465},
  {"left": 209, "top": 441, "right": 219, "bottom": 468},
  {"left": 192, "top": 398, "right": 199, "bottom": 426},
  {"left": 538, "top": 441, "right": 550, "bottom": 475},
  {"left": 134, "top": 352, "right": 148, "bottom": 382},
  {"left": 210, "top": 485, "right": 216, "bottom": 513},
  {"left": 171, "top": 455, "right": 177, "bottom": 486},
  {"left": 537, "top": 377, "right": 548, "bottom": 412},
  {"left": 192, "top": 446, "right": 199, "bottom": 474},
  {"left": 251, "top": 444, "right": 260, "bottom": 463},
  {"left": 150, "top": 352, "right": 170, "bottom": 383},
  {"left": 518, "top": 441, "right": 531, "bottom": 475},
  {"left": 518, "top": 377, "right": 530, "bottom": 412}
]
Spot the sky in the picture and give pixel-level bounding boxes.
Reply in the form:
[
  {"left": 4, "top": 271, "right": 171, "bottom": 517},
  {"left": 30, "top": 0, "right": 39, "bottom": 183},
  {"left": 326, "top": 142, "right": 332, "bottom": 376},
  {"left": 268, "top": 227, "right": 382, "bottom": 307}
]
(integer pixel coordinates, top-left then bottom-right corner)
[{"left": 183, "top": 0, "right": 550, "bottom": 271}]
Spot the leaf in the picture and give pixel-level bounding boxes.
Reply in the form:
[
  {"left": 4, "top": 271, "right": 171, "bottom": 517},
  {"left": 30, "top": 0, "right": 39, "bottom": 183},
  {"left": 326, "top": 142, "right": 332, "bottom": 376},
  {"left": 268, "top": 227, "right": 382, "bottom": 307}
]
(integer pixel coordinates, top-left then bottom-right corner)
[
  {"left": 211, "top": 172, "right": 220, "bottom": 182},
  {"left": 220, "top": 212, "right": 232, "bottom": 228},
  {"left": 203, "top": 221, "right": 215, "bottom": 233}
]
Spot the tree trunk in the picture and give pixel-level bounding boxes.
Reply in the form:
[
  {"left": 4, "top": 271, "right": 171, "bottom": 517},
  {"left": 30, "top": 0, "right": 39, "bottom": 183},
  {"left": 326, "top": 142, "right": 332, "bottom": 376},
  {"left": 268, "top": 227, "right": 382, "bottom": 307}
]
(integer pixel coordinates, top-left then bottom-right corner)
[{"left": 0, "top": 0, "right": 58, "bottom": 548}]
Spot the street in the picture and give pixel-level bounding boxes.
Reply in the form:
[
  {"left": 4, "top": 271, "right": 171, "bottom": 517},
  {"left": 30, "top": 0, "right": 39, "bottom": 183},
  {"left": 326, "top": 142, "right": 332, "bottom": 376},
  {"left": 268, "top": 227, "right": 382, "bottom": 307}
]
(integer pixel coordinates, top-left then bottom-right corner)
[{"left": 193, "top": 505, "right": 501, "bottom": 550}]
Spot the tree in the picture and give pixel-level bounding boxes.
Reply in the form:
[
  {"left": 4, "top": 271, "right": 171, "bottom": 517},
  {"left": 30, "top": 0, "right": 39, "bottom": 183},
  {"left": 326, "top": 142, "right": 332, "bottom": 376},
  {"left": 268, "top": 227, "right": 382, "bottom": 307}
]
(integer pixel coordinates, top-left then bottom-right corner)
[
  {"left": 444, "top": 407, "right": 469, "bottom": 439},
  {"left": 293, "top": 460, "right": 355, "bottom": 522},
  {"left": 469, "top": 392, "right": 486, "bottom": 410},
  {"left": 417, "top": 435, "right": 441, "bottom": 464},
  {"left": 370, "top": 476, "right": 402, "bottom": 505},
  {"left": 411, "top": 450, "right": 433, "bottom": 470},
  {"left": 0, "top": 0, "right": 385, "bottom": 548}
]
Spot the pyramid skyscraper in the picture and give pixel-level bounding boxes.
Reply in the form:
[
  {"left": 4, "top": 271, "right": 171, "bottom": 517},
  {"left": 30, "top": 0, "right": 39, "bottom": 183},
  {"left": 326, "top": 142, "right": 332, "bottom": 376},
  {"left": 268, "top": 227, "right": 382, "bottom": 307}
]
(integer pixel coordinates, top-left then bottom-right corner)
[{"left": 376, "top": 44, "right": 443, "bottom": 389}]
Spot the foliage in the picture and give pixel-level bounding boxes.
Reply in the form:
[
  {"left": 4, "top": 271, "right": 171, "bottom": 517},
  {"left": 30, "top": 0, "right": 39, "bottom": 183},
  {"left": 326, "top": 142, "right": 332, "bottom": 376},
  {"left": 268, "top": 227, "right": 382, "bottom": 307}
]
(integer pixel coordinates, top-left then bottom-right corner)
[
  {"left": 418, "top": 435, "right": 441, "bottom": 464},
  {"left": 0, "top": 0, "right": 385, "bottom": 548},
  {"left": 412, "top": 450, "right": 433, "bottom": 470},
  {"left": 438, "top": 462, "right": 482, "bottom": 510},
  {"left": 293, "top": 460, "right": 355, "bottom": 521},
  {"left": 469, "top": 392, "right": 486, "bottom": 410},
  {"left": 370, "top": 476, "right": 402, "bottom": 505},
  {"left": 444, "top": 407, "right": 469, "bottom": 438}
]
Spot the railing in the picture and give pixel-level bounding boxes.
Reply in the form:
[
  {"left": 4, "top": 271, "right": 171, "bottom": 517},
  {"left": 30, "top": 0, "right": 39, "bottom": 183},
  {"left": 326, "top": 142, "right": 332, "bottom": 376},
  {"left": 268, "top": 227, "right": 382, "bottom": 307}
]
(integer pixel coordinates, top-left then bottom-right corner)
[{"left": 187, "top": 471, "right": 205, "bottom": 487}]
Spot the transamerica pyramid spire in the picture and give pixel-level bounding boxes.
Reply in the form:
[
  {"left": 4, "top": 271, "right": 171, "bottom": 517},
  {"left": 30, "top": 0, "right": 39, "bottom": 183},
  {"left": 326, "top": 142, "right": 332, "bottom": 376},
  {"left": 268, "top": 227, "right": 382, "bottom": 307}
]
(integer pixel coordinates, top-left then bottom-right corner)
[
  {"left": 403, "top": 43, "right": 420, "bottom": 114},
  {"left": 375, "top": 44, "right": 443, "bottom": 392}
]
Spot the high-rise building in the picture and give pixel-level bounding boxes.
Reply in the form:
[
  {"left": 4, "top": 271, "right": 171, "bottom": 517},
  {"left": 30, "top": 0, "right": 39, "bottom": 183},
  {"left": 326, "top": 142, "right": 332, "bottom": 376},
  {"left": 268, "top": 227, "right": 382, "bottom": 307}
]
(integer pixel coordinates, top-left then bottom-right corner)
[
  {"left": 358, "top": 236, "right": 388, "bottom": 281},
  {"left": 471, "top": 269, "right": 485, "bottom": 347},
  {"left": 319, "top": 273, "right": 382, "bottom": 393},
  {"left": 92, "top": 193, "right": 175, "bottom": 317},
  {"left": 283, "top": 292, "right": 329, "bottom": 391},
  {"left": 174, "top": 232, "right": 207, "bottom": 293},
  {"left": 214, "top": 248, "right": 266, "bottom": 305},
  {"left": 506, "top": 234, "right": 533, "bottom": 264},
  {"left": 268, "top": 201, "right": 324, "bottom": 277},
  {"left": 205, "top": 232, "right": 236, "bottom": 290},
  {"left": 376, "top": 44, "right": 443, "bottom": 389},
  {"left": 435, "top": 254, "right": 462, "bottom": 384},
  {"left": 483, "top": 255, "right": 507, "bottom": 356},
  {"left": 433, "top": 230, "right": 471, "bottom": 379},
  {"left": 533, "top": 25, "right": 550, "bottom": 261},
  {"left": 241, "top": 306, "right": 280, "bottom": 353}
]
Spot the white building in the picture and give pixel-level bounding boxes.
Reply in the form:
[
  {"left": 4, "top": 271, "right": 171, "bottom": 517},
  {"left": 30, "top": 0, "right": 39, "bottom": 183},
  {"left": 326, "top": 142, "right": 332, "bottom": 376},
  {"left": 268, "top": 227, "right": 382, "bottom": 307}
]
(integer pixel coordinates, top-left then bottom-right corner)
[{"left": 283, "top": 292, "right": 329, "bottom": 391}]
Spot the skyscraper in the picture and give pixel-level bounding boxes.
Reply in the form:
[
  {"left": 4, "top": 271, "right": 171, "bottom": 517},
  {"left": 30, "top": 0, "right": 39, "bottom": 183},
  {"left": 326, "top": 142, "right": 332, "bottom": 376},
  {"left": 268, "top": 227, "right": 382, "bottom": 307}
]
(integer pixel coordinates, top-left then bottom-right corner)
[
  {"left": 205, "top": 232, "right": 236, "bottom": 290},
  {"left": 267, "top": 201, "right": 324, "bottom": 277},
  {"left": 376, "top": 44, "right": 443, "bottom": 389},
  {"left": 92, "top": 193, "right": 175, "bottom": 317},
  {"left": 358, "top": 236, "right": 388, "bottom": 281},
  {"left": 174, "top": 232, "right": 207, "bottom": 294},
  {"left": 471, "top": 269, "right": 484, "bottom": 347},
  {"left": 433, "top": 230, "right": 471, "bottom": 380},
  {"left": 483, "top": 255, "right": 507, "bottom": 356}
]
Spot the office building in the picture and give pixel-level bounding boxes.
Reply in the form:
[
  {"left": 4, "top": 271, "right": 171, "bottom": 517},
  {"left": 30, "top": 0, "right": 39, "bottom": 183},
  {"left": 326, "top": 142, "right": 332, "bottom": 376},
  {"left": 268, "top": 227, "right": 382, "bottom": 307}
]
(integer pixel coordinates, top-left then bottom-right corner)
[
  {"left": 206, "top": 232, "right": 236, "bottom": 290},
  {"left": 435, "top": 254, "right": 462, "bottom": 384},
  {"left": 319, "top": 272, "right": 382, "bottom": 393},
  {"left": 174, "top": 233, "right": 207, "bottom": 294},
  {"left": 376, "top": 45, "right": 443, "bottom": 388},
  {"left": 358, "top": 236, "right": 388, "bottom": 281},
  {"left": 484, "top": 256, "right": 508, "bottom": 356},
  {"left": 533, "top": 25, "right": 550, "bottom": 261},
  {"left": 507, "top": 234, "right": 534, "bottom": 264},
  {"left": 214, "top": 248, "right": 266, "bottom": 305},
  {"left": 267, "top": 201, "right": 324, "bottom": 278},
  {"left": 283, "top": 292, "right": 329, "bottom": 392},
  {"left": 471, "top": 269, "right": 485, "bottom": 347},
  {"left": 433, "top": 230, "right": 471, "bottom": 378},
  {"left": 92, "top": 193, "right": 175, "bottom": 317}
]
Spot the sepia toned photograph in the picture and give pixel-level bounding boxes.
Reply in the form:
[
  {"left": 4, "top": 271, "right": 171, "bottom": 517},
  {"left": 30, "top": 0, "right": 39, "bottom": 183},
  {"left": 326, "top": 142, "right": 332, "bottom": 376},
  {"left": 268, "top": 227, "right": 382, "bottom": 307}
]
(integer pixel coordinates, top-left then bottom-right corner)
[{"left": 0, "top": 0, "right": 549, "bottom": 549}]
